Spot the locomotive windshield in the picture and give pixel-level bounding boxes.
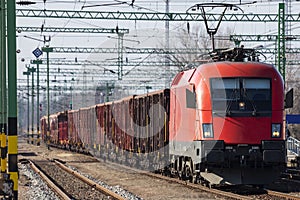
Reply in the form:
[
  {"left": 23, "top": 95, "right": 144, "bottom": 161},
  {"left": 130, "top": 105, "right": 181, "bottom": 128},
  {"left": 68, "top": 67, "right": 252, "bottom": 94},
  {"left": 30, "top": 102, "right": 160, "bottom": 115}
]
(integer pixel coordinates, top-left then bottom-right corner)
[{"left": 210, "top": 78, "right": 271, "bottom": 117}]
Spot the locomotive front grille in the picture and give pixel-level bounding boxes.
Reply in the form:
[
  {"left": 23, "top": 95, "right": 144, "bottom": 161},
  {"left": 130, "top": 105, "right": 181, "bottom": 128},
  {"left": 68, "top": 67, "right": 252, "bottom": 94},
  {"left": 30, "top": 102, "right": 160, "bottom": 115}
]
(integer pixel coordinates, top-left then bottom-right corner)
[{"left": 201, "top": 140, "right": 286, "bottom": 167}]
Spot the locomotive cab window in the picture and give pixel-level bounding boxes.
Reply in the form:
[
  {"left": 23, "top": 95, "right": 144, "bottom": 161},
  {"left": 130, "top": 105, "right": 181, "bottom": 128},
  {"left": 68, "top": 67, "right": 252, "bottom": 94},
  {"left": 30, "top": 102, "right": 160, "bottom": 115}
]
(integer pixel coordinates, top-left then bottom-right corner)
[
  {"left": 210, "top": 78, "right": 271, "bottom": 117},
  {"left": 243, "top": 79, "right": 271, "bottom": 113}
]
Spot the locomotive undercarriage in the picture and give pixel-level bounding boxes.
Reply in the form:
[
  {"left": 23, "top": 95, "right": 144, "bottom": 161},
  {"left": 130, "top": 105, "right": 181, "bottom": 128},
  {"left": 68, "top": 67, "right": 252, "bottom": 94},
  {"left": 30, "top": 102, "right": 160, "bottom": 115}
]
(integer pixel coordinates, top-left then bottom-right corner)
[{"left": 169, "top": 140, "right": 287, "bottom": 186}]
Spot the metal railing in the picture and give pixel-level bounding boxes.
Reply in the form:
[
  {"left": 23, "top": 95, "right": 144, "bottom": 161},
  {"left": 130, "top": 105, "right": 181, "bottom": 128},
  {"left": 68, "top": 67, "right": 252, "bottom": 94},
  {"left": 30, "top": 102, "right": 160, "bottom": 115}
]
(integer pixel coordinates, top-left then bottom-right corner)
[{"left": 287, "top": 136, "right": 300, "bottom": 157}]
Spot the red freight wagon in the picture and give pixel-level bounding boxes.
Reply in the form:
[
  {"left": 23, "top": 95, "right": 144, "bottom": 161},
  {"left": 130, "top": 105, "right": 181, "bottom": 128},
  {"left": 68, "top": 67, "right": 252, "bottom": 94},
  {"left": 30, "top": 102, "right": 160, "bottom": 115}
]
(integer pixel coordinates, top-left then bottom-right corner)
[
  {"left": 112, "top": 99, "right": 123, "bottom": 150},
  {"left": 79, "top": 107, "right": 89, "bottom": 149},
  {"left": 132, "top": 89, "right": 170, "bottom": 154},
  {"left": 122, "top": 96, "right": 135, "bottom": 152},
  {"left": 68, "top": 109, "right": 81, "bottom": 148},
  {"left": 49, "top": 113, "right": 59, "bottom": 144},
  {"left": 88, "top": 105, "right": 97, "bottom": 152},
  {"left": 104, "top": 102, "right": 113, "bottom": 145},
  {"left": 40, "top": 116, "right": 47, "bottom": 141},
  {"left": 58, "top": 111, "right": 68, "bottom": 146},
  {"left": 95, "top": 103, "right": 106, "bottom": 147}
]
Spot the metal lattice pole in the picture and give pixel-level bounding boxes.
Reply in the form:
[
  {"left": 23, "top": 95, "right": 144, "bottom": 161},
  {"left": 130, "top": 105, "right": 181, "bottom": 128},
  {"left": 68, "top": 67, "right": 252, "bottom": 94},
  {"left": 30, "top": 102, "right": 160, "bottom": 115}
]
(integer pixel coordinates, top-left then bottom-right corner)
[{"left": 277, "top": 3, "right": 286, "bottom": 82}]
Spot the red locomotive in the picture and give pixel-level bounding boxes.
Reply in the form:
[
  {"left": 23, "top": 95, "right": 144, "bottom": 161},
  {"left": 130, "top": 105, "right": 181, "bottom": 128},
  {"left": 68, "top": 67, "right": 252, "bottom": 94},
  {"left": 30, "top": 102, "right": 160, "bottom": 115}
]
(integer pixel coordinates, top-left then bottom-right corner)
[{"left": 40, "top": 48, "right": 293, "bottom": 187}]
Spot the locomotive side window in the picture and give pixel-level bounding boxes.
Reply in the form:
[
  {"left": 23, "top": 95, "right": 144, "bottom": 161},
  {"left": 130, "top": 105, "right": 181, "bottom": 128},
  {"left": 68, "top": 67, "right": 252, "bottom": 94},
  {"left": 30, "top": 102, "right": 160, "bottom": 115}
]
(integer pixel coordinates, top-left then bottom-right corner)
[{"left": 211, "top": 78, "right": 271, "bottom": 117}]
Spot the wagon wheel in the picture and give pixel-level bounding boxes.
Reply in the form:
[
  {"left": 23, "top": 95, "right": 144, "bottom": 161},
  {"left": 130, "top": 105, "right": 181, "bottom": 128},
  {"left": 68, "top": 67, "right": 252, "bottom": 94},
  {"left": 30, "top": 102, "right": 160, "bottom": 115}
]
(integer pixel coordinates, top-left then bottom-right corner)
[
  {"left": 178, "top": 171, "right": 183, "bottom": 180},
  {"left": 183, "top": 165, "right": 192, "bottom": 181},
  {"left": 208, "top": 182, "right": 212, "bottom": 189},
  {"left": 191, "top": 174, "right": 201, "bottom": 184}
]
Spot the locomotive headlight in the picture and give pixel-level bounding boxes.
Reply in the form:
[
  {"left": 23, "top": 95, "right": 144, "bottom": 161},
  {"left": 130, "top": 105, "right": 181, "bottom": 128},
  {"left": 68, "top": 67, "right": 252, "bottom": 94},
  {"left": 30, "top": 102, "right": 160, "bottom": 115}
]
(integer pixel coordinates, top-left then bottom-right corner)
[
  {"left": 271, "top": 124, "right": 281, "bottom": 138},
  {"left": 239, "top": 102, "right": 245, "bottom": 110},
  {"left": 203, "top": 123, "right": 214, "bottom": 138}
]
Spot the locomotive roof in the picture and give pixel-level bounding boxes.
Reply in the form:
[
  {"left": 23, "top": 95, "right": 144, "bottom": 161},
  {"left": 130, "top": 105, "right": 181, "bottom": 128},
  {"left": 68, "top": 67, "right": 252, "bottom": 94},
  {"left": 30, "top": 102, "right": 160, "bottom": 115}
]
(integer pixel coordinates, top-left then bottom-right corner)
[
  {"left": 209, "top": 46, "right": 261, "bottom": 62},
  {"left": 202, "top": 62, "right": 281, "bottom": 81},
  {"left": 171, "top": 61, "right": 282, "bottom": 87}
]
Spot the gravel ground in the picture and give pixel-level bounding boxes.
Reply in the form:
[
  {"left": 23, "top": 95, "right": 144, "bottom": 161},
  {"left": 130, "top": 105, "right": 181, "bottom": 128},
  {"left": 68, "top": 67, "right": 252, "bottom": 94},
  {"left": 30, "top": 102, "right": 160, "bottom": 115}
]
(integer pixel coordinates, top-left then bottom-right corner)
[
  {"left": 16, "top": 137, "right": 300, "bottom": 200},
  {"left": 17, "top": 137, "right": 142, "bottom": 200},
  {"left": 18, "top": 162, "right": 59, "bottom": 200},
  {"left": 68, "top": 161, "right": 221, "bottom": 200},
  {"left": 17, "top": 137, "right": 221, "bottom": 200}
]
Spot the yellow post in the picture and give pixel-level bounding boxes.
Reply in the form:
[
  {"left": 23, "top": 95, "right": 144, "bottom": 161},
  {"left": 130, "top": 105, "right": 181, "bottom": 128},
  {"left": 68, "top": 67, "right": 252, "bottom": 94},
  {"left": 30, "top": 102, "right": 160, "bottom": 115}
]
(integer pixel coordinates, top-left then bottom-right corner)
[{"left": 1, "top": 128, "right": 6, "bottom": 173}]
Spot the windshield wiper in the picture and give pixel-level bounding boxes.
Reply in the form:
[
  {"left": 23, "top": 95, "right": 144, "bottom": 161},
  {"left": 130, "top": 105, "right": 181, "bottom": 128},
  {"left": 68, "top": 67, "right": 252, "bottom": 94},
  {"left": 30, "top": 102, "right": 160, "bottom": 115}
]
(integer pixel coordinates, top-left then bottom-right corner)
[
  {"left": 225, "top": 89, "right": 238, "bottom": 116},
  {"left": 243, "top": 89, "right": 257, "bottom": 116}
]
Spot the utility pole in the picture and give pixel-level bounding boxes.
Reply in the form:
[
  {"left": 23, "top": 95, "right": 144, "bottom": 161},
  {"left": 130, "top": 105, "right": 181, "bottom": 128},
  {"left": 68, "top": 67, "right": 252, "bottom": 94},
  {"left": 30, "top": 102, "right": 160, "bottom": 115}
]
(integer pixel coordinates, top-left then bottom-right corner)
[
  {"left": 28, "top": 67, "right": 36, "bottom": 144},
  {"left": 278, "top": 3, "right": 286, "bottom": 82},
  {"left": 165, "top": 0, "right": 170, "bottom": 87},
  {"left": 42, "top": 38, "right": 53, "bottom": 149},
  {"left": 70, "top": 78, "right": 75, "bottom": 109},
  {"left": 117, "top": 32, "right": 124, "bottom": 80},
  {"left": 0, "top": 0, "right": 7, "bottom": 177},
  {"left": 7, "top": 0, "right": 18, "bottom": 198},
  {"left": 32, "top": 59, "right": 42, "bottom": 146},
  {"left": 22, "top": 69, "right": 30, "bottom": 144}
]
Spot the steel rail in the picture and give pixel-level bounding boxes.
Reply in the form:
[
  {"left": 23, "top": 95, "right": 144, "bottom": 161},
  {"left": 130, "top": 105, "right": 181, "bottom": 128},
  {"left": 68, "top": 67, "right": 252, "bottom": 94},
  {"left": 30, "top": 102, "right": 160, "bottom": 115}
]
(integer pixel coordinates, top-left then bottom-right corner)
[
  {"left": 95, "top": 158, "right": 252, "bottom": 200},
  {"left": 28, "top": 160, "right": 71, "bottom": 200},
  {"left": 141, "top": 171, "right": 253, "bottom": 200},
  {"left": 54, "top": 159, "right": 126, "bottom": 200},
  {"left": 267, "top": 189, "right": 300, "bottom": 200}
]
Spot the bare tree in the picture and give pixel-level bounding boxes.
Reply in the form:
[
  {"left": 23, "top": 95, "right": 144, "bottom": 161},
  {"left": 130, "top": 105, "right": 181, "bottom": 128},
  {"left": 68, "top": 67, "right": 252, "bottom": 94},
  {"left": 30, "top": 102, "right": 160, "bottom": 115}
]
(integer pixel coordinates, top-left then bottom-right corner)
[{"left": 160, "top": 23, "right": 235, "bottom": 71}]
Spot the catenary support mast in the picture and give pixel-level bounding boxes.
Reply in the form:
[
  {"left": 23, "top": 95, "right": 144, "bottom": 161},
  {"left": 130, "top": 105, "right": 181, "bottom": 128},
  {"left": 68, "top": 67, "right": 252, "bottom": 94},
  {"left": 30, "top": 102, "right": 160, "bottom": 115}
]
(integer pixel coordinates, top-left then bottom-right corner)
[{"left": 7, "top": 0, "right": 18, "bottom": 198}]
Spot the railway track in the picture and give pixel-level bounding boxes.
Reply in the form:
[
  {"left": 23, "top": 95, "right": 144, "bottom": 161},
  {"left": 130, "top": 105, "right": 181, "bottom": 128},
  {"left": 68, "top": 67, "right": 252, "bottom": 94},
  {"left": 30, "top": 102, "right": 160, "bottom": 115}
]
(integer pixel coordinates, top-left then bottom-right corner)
[
  {"left": 93, "top": 157, "right": 251, "bottom": 200},
  {"left": 27, "top": 156, "right": 300, "bottom": 200},
  {"left": 148, "top": 173, "right": 252, "bottom": 200},
  {"left": 216, "top": 184, "right": 300, "bottom": 200},
  {"left": 99, "top": 157, "right": 300, "bottom": 200},
  {"left": 266, "top": 190, "right": 300, "bottom": 200},
  {"left": 19, "top": 138, "right": 300, "bottom": 200},
  {"left": 27, "top": 159, "right": 125, "bottom": 200},
  {"left": 143, "top": 169, "right": 300, "bottom": 200},
  {"left": 282, "top": 168, "right": 300, "bottom": 182}
]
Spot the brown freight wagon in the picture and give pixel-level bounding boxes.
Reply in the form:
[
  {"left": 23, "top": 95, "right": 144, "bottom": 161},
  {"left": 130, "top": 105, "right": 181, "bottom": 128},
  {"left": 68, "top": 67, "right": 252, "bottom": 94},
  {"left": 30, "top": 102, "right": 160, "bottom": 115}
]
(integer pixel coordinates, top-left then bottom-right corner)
[
  {"left": 93, "top": 89, "right": 170, "bottom": 169},
  {"left": 58, "top": 111, "right": 68, "bottom": 147},
  {"left": 49, "top": 113, "right": 59, "bottom": 144},
  {"left": 40, "top": 116, "right": 47, "bottom": 141},
  {"left": 68, "top": 109, "right": 82, "bottom": 151}
]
